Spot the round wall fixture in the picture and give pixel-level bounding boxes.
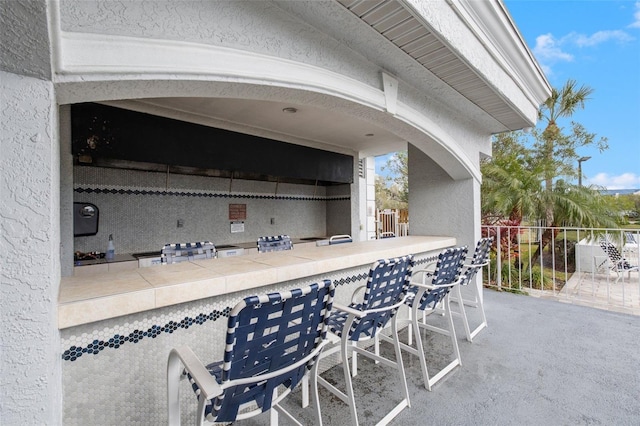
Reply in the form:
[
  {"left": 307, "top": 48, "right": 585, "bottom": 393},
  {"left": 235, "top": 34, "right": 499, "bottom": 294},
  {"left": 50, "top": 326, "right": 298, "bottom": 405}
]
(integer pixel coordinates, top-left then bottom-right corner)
[{"left": 282, "top": 107, "right": 298, "bottom": 113}]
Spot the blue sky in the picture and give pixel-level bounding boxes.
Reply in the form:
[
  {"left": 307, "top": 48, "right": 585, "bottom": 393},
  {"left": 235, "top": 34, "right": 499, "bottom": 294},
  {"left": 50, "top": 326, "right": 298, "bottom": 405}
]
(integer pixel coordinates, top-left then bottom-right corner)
[
  {"left": 377, "top": 0, "right": 640, "bottom": 189},
  {"left": 506, "top": 0, "right": 640, "bottom": 189}
]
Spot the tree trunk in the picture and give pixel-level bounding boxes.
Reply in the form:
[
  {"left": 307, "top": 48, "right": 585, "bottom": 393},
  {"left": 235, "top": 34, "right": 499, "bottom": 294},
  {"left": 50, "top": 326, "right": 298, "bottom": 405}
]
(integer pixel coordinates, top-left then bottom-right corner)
[{"left": 529, "top": 227, "right": 557, "bottom": 266}]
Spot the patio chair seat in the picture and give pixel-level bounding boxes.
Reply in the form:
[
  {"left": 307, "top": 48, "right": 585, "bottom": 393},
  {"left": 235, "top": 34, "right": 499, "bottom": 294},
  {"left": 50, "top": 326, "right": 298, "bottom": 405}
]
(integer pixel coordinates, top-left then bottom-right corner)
[
  {"left": 305, "top": 255, "right": 414, "bottom": 426},
  {"left": 168, "top": 280, "right": 335, "bottom": 426}
]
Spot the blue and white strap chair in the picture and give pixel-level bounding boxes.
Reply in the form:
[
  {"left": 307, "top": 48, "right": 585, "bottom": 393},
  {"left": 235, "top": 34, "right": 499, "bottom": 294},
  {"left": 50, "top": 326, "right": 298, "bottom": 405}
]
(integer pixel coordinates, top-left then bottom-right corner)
[
  {"left": 161, "top": 241, "right": 216, "bottom": 264},
  {"left": 598, "top": 240, "right": 639, "bottom": 283},
  {"left": 449, "top": 237, "right": 493, "bottom": 342},
  {"left": 167, "top": 280, "right": 335, "bottom": 426},
  {"left": 312, "top": 255, "right": 414, "bottom": 426},
  {"left": 257, "top": 235, "right": 293, "bottom": 253},
  {"left": 380, "top": 246, "right": 467, "bottom": 391}
]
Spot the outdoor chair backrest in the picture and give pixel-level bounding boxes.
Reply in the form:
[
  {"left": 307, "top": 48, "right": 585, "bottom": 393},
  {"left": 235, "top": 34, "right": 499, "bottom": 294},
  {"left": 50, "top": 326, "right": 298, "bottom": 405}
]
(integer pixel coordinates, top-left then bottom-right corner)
[
  {"left": 257, "top": 235, "right": 293, "bottom": 252},
  {"left": 461, "top": 237, "right": 493, "bottom": 286},
  {"left": 161, "top": 241, "right": 215, "bottom": 264},
  {"left": 196, "top": 280, "right": 335, "bottom": 422},
  {"left": 625, "top": 232, "right": 637, "bottom": 245},
  {"left": 599, "top": 240, "right": 633, "bottom": 269},
  {"left": 346, "top": 255, "right": 414, "bottom": 341},
  {"left": 410, "top": 246, "right": 468, "bottom": 311}
]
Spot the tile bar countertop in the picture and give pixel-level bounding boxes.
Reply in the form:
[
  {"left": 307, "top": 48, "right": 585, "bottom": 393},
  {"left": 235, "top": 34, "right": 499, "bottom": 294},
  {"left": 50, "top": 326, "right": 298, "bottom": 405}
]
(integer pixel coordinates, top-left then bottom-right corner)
[{"left": 58, "top": 236, "right": 456, "bottom": 329}]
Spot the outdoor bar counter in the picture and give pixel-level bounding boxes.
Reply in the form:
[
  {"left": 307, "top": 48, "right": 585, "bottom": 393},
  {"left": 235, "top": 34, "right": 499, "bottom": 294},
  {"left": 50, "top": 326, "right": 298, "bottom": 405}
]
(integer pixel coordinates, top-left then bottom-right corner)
[{"left": 59, "top": 235, "right": 455, "bottom": 425}]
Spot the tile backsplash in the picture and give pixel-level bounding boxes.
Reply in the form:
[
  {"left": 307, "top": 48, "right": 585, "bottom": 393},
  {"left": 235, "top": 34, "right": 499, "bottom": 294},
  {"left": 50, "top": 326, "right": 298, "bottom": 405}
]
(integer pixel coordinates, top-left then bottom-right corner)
[{"left": 73, "top": 166, "right": 349, "bottom": 255}]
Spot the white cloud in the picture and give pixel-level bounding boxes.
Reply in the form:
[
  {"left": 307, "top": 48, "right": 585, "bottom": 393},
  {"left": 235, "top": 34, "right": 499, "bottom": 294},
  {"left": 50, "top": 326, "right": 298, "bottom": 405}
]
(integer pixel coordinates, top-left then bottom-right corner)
[
  {"left": 588, "top": 172, "right": 640, "bottom": 189},
  {"left": 533, "top": 33, "right": 574, "bottom": 63},
  {"left": 569, "top": 30, "right": 633, "bottom": 47},
  {"left": 630, "top": 1, "right": 640, "bottom": 28},
  {"left": 531, "top": 25, "right": 634, "bottom": 75}
]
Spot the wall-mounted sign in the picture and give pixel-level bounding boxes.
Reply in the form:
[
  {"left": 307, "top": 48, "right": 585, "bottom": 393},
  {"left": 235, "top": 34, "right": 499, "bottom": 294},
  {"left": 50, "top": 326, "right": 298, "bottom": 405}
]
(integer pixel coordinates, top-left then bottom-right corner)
[
  {"left": 229, "top": 204, "right": 247, "bottom": 221},
  {"left": 230, "top": 221, "right": 245, "bottom": 233}
]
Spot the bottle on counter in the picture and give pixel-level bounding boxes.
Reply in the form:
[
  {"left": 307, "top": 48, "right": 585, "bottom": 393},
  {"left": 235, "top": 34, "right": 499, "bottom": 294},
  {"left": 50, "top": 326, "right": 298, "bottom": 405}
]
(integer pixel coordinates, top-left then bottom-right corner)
[{"left": 106, "top": 234, "right": 115, "bottom": 261}]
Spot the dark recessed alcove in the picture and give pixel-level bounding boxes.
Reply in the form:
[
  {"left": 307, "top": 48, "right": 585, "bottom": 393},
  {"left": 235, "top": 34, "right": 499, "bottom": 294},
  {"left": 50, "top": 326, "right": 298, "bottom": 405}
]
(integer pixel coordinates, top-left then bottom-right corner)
[{"left": 71, "top": 102, "right": 354, "bottom": 186}]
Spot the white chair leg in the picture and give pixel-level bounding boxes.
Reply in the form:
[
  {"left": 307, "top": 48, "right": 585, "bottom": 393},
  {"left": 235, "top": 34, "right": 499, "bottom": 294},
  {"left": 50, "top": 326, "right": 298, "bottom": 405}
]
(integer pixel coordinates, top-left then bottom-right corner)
[
  {"left": 310, "top": 361, "right": 324, "bottom": 426},
  {"left": 456, "top": 284, "right": 472, "bottom": 342},
  {"left": 467, "top": 279, "right": 488, "bottom": 340},
  {"left": 391, "top": 317, "right": 411, "bottom": 408},
  {"left": 270, "top": 388, "right": 279, "bottom": 426},
  {"left": 195, "top": 399, "right": 207, "bottom": 426},
  {"left": 445, "top": 297, "right": 461, "bottom": 366},
  {"left": 167, "top": 350, "right": 182, "bottom": 426},
  {"left": 374, "top": 318, "right": 411, "bottom": 425},
  {"left": 351, "top": 340, "right": 358, "bottom": 377},
  {"left": 301, "top": 375, "right": 309, "bottom": 408},
  {"left": 411, "top": 302, "right": 432, "bottom": 391},
  {"left": 341, "top": 337, "right": 360, "bottom": 426},
  {"left": 406, "top": 307, "right": 413, "bottom": 346}
]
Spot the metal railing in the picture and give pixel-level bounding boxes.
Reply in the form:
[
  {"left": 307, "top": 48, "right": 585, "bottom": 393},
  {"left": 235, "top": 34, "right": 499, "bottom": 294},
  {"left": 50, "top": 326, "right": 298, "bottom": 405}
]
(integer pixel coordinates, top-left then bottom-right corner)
[
  {"left": 480, "top": 225, "right": 640, "bottom": 314},
  {"left": 376, "top": 209, "right": 409, "bottom": 238}
]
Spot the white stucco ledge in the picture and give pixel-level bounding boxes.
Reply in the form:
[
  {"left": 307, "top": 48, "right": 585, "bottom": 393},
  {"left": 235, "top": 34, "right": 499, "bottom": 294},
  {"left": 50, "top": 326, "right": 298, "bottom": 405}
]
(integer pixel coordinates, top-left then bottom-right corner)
[{"left": 58, "top": 236, "right": 456, "bottom": 329}]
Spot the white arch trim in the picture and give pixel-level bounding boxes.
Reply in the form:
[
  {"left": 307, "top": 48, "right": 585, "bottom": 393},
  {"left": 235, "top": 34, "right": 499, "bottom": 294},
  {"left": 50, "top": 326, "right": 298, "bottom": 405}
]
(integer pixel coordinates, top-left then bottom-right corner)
[{"left": 56, "top": 31, "right": 478, "bottom": 181}]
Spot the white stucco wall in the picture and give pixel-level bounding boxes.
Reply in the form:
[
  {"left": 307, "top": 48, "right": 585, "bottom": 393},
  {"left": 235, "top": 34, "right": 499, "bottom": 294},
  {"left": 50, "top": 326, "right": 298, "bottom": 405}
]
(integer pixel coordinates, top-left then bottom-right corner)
[
  {"left": 54, "top": 0, "right": 493, "bottom": 182},
  {"left": 0, "top": 1, "right": 548, "bottom": 423},
  {"left": 0, "top": 71, "right": 62, "bottom": 425},
  {"left": 408, "top": 143, "right": 480, "bottom": 248}
]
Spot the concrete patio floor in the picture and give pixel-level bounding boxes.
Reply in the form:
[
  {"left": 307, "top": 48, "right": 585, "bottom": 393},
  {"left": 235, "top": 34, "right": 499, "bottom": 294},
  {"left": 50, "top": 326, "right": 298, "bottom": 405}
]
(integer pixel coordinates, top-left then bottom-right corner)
[
  {"left": 513, "top": 271, "right": 640, "bottom": 317},
  {"left": 242, "top": 289, "right": 640, "bottom": 425}
]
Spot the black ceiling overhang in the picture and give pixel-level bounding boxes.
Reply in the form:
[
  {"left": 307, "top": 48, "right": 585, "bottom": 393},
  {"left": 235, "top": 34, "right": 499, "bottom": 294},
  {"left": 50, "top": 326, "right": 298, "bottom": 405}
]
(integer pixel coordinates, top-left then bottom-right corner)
[{"left": 71, "top": 103, "right": 354, "bottom": 185}]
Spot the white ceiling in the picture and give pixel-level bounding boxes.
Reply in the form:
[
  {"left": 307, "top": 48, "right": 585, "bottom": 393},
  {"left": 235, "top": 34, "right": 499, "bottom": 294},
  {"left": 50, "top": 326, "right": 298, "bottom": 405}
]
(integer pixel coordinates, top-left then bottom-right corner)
[{"left": 126, "top": 97, "right": 408, "bottom": 158}]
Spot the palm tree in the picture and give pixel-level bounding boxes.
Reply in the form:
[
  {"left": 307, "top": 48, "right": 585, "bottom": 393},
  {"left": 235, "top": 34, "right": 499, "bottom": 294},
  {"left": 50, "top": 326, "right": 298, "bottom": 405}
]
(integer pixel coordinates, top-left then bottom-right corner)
[
  {"left": 481, "top": 131, "right": 542, "bottom": 222},
  {"left": 482, "top": 129, "right": 618, "bottom": 270},
  {"left": 537, "top": 79, "right": 593, "bottom": 226},
  {"left": 533, "top": 79, "right": 610, "bottom": 262}
]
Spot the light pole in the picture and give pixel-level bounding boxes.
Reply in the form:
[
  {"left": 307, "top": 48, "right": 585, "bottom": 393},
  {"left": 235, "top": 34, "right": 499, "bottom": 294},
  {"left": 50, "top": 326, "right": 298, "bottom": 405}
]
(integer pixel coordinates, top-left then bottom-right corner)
[{"left": 578, "top": 156, "right": 591, "bottom": 187}]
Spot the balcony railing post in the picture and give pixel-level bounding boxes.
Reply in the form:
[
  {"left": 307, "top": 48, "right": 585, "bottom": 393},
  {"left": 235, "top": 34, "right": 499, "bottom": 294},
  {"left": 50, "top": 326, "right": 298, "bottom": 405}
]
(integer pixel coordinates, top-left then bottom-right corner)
[{"left": 496, "top": 226, "right": 502, "bottom": 290}]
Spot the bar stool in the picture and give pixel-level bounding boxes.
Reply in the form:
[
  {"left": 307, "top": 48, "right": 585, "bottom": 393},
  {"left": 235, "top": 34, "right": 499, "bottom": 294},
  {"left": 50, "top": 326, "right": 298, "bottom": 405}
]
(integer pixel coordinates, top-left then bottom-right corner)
[
  {"left": 310, "top": 255, "right": 414, "bottom": 425},
  {"left": 167, "top": 280, "right": 335, "bottom": 426},
  {"left": 450, "top": 237, "right": 493, "bottom": 342},
  {"left": 379, "top": 246, "right": 467, "bottom": 391}
]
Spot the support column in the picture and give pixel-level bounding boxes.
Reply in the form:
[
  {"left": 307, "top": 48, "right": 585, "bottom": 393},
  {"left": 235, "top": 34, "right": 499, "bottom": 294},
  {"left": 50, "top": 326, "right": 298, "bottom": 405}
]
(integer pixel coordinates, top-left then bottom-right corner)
[
  {"left": 0, "top": 71, "right": 62, "bottom": 425},
  {"left": 407, "top": 143, "right": 480, "bottom": 249}
]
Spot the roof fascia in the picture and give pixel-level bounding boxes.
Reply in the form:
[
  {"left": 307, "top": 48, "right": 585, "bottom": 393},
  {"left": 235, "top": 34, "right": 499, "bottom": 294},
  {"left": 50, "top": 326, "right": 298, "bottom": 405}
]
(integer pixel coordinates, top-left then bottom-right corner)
[{"left": 448, "top": 0, "right": 552, "bottom": 107}]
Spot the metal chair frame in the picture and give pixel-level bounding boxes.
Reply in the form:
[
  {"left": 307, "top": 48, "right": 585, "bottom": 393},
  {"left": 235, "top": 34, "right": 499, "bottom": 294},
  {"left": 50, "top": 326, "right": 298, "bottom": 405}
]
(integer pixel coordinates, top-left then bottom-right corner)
[
  {"left": 447, "top": 237, "right": 493, "bottom": 342},
  {"left": 597, "top": 240, "right": 639, "bottom": 283},
  {"left": 379, "top": 247, "right": 467, "bottom": 391},
  {"left": 167, "top": 280, "right": 335, "bottom": 426},
  {"left": 308, "top": 255, "right": 414, "bottom": 426}
]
